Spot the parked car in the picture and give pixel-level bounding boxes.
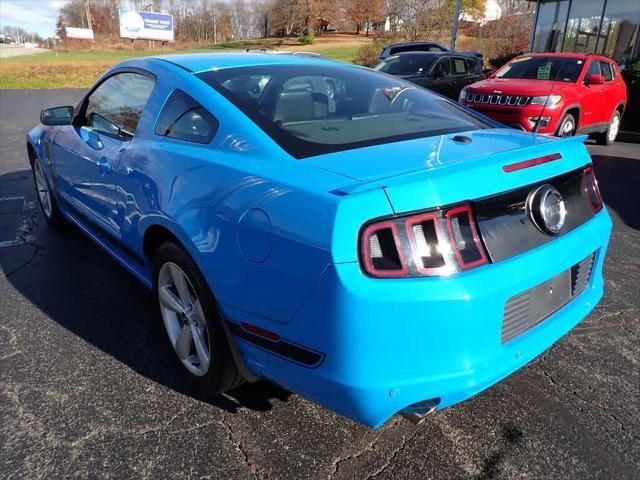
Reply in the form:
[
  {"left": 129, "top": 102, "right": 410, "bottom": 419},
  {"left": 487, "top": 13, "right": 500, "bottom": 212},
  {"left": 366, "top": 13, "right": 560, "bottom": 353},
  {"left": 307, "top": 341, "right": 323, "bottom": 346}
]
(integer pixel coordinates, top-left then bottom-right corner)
[
  {"left": 375, "top": 52, "right": 484, "bottom": 100},
  {"left": 378, "top": 41, "right": 449, "bottom": 62},
  {"left": 459, "top": 53, "right": 627, "bottom": 144},
  {"left": 27, "top": 53, "right": 611, "bottom": 428},
  {"left": 0, "top": 33, "right": 14, "bottom": 44}
]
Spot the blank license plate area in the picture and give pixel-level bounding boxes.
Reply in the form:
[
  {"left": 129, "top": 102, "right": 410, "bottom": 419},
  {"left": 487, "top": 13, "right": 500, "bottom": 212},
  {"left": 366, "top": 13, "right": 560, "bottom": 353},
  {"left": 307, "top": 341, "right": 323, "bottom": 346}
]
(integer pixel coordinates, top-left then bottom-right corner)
[{"left": 528, "top": 269, "right": 572, "bottom": 327}]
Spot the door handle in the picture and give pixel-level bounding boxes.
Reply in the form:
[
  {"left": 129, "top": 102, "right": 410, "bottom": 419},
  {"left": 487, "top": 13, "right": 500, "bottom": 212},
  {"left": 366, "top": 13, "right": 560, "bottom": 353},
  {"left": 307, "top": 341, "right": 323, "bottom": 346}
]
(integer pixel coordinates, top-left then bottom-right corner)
[{"left": 97, "top": 157, "right": 111, "bottom": 174}]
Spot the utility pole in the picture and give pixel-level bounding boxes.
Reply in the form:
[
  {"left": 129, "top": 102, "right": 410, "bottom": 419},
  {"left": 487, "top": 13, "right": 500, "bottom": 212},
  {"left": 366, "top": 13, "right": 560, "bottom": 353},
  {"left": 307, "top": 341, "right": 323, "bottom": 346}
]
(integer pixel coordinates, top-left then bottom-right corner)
[
  {"left": 213, "top": 1, "right": 217, "bottom": 45},
  {"left": 450, "top": 0, "right": 461, "bottom": 51},
  {"left": 84, "top": 0, "right": 92, "bottom": 30}
]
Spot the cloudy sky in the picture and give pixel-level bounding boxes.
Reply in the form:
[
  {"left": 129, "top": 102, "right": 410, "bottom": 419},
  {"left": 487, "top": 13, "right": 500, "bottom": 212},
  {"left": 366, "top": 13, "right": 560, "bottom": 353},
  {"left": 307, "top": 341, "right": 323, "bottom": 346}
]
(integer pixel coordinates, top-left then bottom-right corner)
[{"left": 0, "top": 0, "right": 65, "bottom": 38}]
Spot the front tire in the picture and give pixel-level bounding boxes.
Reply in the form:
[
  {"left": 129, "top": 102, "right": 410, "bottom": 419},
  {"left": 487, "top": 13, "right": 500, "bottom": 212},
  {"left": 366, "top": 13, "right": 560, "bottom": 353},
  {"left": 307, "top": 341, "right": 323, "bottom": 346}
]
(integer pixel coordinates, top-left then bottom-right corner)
[
  {"left": 153, "top": 241, "right": 243, "bottom": 394},
  {"left": 31, "top": 155, "right": 65, "bottom": 228},
  {"left": 556, "top": 113, "right": 576, "bottom": 138},
  {"left": 596, "top": 110, "right": 621, "bottom": 146}
]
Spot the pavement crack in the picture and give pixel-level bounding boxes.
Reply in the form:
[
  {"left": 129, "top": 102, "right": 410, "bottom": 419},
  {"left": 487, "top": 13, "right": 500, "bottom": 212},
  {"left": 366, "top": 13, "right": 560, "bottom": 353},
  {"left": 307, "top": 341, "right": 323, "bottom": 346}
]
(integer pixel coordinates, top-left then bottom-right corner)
[
  {"left": 219, "top": 415, "right": 261, "bottom": 480},
  {"left": 328, "top": 419, "right": 399, "bottom": 480},
  {"left": 365, "top": 423, "right": 424, "bottom": 479},
  {"left": 539, "top": 368, "right": 637, "bottom": 439}
]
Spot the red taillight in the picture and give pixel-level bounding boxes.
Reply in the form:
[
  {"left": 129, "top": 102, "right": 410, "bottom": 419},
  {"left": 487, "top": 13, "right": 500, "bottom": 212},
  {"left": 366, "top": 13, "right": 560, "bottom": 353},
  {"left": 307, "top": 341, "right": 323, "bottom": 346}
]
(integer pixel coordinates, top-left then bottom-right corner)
[
  {"left": 445, "top": 205, "right": 489, "bottom": 270},
  {"left": 582, "top": 165, "right": 603, "bottom": 213},
  {"left": 360, "top": 203, "right": 489, "bottom": 278},
  {"left": 361, "top": 221, "right": 408, "bottom": 278}
]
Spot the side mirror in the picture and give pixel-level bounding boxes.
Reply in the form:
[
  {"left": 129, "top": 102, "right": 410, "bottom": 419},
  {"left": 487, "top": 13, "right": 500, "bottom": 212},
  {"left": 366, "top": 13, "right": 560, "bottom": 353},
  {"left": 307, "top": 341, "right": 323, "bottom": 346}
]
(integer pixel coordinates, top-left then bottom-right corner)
[
  {"left": 433, "top": 69, "right": 444, "bottom": 79},
  {"left": 41, "top": 106, "right": 74, "bottom": 126},
  {"left": 586, "top": 74, "right": 605, "bottom": 85}
]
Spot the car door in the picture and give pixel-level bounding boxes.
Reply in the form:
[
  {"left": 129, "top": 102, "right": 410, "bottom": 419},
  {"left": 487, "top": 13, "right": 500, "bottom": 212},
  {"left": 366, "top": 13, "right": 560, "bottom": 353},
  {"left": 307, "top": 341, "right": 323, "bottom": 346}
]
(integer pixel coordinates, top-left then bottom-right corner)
[
  {"left": 597, "top": 60, "right": 619, "bottom": 124},
  {"left": 579, "top": 59, "right": 604, "bottom": 128},
  {"left": 430, "top": 57, "right": 454, "bottom": 98},
  {"left": 51, "top": 71, "right": 155, "bottom": 238}
]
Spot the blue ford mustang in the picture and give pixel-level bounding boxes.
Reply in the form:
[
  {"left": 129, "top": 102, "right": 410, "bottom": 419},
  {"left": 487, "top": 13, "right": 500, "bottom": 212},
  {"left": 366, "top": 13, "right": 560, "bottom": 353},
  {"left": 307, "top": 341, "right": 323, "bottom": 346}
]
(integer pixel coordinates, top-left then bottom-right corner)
[{"left": 27, "top": 53, "right": 611, "bottom": 428}]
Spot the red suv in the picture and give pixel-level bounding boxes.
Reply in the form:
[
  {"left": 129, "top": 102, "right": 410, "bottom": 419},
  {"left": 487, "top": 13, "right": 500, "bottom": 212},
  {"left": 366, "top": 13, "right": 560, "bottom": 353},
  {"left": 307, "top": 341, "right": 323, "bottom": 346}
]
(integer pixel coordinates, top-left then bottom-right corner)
[{"left": 459, "top": 53, "right": 627, "bottom": 145}]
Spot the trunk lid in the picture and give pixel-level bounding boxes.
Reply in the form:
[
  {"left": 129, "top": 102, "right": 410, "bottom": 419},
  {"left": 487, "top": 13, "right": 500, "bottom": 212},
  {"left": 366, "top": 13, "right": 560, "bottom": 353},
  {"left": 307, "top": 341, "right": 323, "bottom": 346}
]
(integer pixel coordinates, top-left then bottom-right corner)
[{"left": 308, "top": 129, "right": 591, "bottom": 214}]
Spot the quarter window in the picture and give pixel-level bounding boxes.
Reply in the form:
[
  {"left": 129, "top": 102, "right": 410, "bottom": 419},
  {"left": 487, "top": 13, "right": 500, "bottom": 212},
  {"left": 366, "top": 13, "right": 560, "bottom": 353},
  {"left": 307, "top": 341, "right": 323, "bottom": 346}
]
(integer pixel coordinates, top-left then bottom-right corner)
[
  {"left": 155, "top": 90, "right": 218, "bottom": 144},
  {"left": 599, "top": 61, "right": 614, "bottom": 81},
  {"left": 84, "top": 72, "right": 155, "bottom": 139}
]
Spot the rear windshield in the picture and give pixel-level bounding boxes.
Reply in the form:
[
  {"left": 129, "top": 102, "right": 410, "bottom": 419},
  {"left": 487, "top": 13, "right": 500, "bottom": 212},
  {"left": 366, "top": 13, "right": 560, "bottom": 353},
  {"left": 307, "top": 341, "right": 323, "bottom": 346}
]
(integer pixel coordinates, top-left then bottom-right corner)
[
  {"left": 374, "top": 54, "right": 438, "bottom": 75},
  {"left": 197, "top": 64, "right": 489, "bottom": 158},
  {"left": 496, "top": 56, "right": 585, "bottom": 82}
]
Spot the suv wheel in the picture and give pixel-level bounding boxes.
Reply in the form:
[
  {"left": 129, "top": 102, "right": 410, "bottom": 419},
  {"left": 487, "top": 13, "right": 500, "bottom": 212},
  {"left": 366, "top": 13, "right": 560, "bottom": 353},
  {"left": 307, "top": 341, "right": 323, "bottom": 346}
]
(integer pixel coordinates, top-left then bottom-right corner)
[
  {"left": 556, "top": 114, "right": 576, "bottom": 138},
  {"left": 597, "top": 111, "right": 621, "bottom": 146},
  {"left": 153, "top": 241, "right": 243, "bottom": 393}
]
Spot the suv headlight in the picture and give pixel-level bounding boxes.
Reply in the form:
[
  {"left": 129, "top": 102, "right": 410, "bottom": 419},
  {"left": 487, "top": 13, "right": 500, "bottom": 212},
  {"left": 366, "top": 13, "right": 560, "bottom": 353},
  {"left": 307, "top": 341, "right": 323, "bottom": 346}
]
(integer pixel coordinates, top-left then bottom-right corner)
[
  {"left": 459, "top": 89, "right": 468, "bottom": 102},
  {"left": 530, "top": 95, "right": 563, "bottom": 106}
]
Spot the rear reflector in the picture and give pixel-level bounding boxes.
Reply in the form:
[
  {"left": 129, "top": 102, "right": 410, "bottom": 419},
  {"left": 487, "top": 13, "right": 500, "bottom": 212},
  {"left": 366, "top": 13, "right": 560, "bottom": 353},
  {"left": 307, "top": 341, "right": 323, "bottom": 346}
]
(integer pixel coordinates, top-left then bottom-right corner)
[
  {"left": 240, "top": 322, "right": 280, "bottom": 341},
  {"left": 503, "top": 153, "right": 562, "bottom": 173}
]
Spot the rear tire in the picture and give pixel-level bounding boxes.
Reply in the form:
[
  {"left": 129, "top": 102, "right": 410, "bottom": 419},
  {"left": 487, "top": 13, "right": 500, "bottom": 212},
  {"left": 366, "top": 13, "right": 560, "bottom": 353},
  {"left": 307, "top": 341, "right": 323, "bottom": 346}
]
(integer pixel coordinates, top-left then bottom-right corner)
[
  {"left": 31, "top": 155, "right": 66, "bottom": 229},
  {"left": 556, "top": 113, "right": 576, "bottom": 138},
  {"left": 596, "top": 110, "right": 621, "bottom": 146},
  {"left": 153, "top": 241, "right": 243, "bottom": 394}
]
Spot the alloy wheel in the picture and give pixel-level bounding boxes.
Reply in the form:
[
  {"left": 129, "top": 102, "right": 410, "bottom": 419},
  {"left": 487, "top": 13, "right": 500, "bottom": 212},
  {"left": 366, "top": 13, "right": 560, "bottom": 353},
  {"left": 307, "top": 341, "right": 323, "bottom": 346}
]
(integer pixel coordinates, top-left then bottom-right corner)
[
  {"left": 559, "top": 117, "right": 575, "bottom": 137},
  {"left": 158, "top": 262, "right": 211, "bottom": 376},
  {"left": 34, "top": 159, "right": 52, "bottom": 218},
  {"left": 608, "top": 114, "right": 620, "bottom": 143}
]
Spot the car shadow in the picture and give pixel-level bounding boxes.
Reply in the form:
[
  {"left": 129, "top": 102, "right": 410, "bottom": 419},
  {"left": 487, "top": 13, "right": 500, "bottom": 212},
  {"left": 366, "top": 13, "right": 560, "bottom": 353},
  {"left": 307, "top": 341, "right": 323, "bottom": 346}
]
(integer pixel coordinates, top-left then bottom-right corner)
[
  {"left": 591, "top": 153, "right": 640, "bottom": 230},
  {"left": 0, "top": 169, "right": 290, "bottom": 414}
]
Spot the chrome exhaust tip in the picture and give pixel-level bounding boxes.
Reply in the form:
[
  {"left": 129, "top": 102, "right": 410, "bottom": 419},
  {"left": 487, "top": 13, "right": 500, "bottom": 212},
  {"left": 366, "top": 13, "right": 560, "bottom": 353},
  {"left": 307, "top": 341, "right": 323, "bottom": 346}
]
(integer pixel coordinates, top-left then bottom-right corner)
[{"left": 399, "top": 398, "right": 440, "bottom": 425}]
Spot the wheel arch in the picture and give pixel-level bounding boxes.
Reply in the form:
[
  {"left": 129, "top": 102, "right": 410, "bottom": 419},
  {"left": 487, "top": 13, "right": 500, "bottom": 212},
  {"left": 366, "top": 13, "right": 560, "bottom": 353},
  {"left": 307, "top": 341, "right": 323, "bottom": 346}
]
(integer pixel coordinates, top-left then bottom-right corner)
[
  {"left": 141, "top": 221, "right": 260, "bottom": 383},
  {"left": 563, "top": 105, "right": 580, "bottom": 126}
]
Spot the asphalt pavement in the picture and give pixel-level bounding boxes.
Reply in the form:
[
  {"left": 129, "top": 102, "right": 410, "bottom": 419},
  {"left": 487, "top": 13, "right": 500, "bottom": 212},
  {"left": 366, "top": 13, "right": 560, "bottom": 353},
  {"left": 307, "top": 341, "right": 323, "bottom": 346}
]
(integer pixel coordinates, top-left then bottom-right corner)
[{"left": 0, "top": 89, "right": 638, "bottom": 479}]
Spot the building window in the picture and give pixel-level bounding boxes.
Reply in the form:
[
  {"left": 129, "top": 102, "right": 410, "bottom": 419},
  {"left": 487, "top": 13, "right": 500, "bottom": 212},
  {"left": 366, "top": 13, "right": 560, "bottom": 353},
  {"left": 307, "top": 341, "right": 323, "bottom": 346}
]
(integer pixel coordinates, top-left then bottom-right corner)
[
  {"left": 562, "top": 0, "right": 605, "bottom": 54},
  {"left": 532, "top": 0, "right": 570, "bottom": 53},
  {"left": 598, "top": 0, "right": 640, "bottom": 63}
]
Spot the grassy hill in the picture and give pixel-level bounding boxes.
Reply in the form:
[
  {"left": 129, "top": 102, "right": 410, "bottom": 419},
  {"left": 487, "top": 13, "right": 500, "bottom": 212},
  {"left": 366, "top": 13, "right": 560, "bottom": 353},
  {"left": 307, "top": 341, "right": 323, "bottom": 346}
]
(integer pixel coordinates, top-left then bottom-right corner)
[{"left": 0, "top": 34, "right": 372, "bottom": 89}]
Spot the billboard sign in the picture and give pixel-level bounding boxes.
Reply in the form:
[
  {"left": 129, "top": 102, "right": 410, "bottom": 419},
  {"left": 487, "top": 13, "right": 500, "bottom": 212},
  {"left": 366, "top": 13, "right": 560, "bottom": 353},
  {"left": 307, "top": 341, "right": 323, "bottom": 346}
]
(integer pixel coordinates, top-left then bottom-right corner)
[
  {"left": 65, "top": 27, "right": 95, "bottom": 41},
  {"left": 119, "top": 10, "right": 174, "bottom": 42}
]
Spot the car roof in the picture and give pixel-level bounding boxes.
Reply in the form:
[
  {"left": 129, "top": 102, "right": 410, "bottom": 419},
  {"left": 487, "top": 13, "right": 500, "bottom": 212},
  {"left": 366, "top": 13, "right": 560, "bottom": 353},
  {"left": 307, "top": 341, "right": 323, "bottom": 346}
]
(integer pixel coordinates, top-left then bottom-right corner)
[
  {"left": 387, "top": 41, "right": 447, "bottom": 49},
  {"left": 515, "top": 52, "right": 617, "bottom": 63},
  {"left": 144, "top": 51, "right": 342, "bottom": 73}
]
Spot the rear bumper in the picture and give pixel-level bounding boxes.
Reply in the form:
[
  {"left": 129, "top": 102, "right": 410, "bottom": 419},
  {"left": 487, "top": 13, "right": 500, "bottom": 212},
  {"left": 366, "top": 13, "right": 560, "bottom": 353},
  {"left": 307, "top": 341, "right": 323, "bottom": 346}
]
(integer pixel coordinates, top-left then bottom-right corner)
[{"left": 232, "top": 210, "right": 612, "bottom": 428}]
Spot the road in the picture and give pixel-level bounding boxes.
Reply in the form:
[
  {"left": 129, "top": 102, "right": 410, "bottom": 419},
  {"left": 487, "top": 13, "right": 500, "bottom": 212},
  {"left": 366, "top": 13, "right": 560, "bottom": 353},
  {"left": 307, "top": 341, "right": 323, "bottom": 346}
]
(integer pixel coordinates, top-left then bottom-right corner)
[
  {"left": 0, "top": 89, "right": 638, "bottom": 480},
  {"left": 0, "top": 44, "right": 48, "bottom": 59}
]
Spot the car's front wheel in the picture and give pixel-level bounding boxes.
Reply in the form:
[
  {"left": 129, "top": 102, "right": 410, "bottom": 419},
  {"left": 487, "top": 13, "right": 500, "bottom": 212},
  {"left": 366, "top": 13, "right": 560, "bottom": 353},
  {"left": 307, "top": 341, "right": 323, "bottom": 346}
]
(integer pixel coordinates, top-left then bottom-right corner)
[
  {"left": 31, "top": 155, "right": 65, "bottom": 228},
  {"left": 556, "top": 113, "right": 576, "bottom": 138},
  {"left": 153, "top": 241, "right": 243, "bottom": 393},
  {"left": 597, "top": 110, "right": 621, "bottom": 146}
]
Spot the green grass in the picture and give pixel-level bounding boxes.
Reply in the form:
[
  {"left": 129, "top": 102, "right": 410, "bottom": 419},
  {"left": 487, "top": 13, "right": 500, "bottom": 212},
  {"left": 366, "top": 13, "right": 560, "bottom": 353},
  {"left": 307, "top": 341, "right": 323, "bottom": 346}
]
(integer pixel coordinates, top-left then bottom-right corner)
[{"left": 0, "top": 37, "right": 366, "bottom": 88}]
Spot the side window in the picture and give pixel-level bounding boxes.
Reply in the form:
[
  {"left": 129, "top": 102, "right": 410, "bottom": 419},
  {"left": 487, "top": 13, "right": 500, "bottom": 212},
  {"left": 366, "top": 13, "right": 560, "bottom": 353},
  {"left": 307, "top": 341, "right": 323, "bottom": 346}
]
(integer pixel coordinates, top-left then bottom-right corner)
[
  {"left": 434, "top": 58, "right": 452, "bottom": 77},
  {"left": 155, "top": 89, "right": 219, "bottom": 144},
  {"left": 453, "top": 58, "right": 468, "bottom": 75},
  {"left": 586, "top": 60, "right": 601, "bottom": 78},
  {"left": 85, "top": 72, "right": 155, "bottom": 139},
  {"left": 599, "top": 61, "right": 614, "bottom": 81}
]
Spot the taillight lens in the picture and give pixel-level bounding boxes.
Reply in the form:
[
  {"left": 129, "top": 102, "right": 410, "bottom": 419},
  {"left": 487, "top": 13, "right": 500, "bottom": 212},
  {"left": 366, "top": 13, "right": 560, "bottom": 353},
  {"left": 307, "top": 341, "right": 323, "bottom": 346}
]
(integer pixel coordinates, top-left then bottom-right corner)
[
  {"left": 360, "top": 203, "right": 489, "bottom": 278},
  {"left": 582, "top": 165, "right": 603, "bottom": 213},
  {"left": 362, "top": 221, "right": 408, "bottom": 277}
]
